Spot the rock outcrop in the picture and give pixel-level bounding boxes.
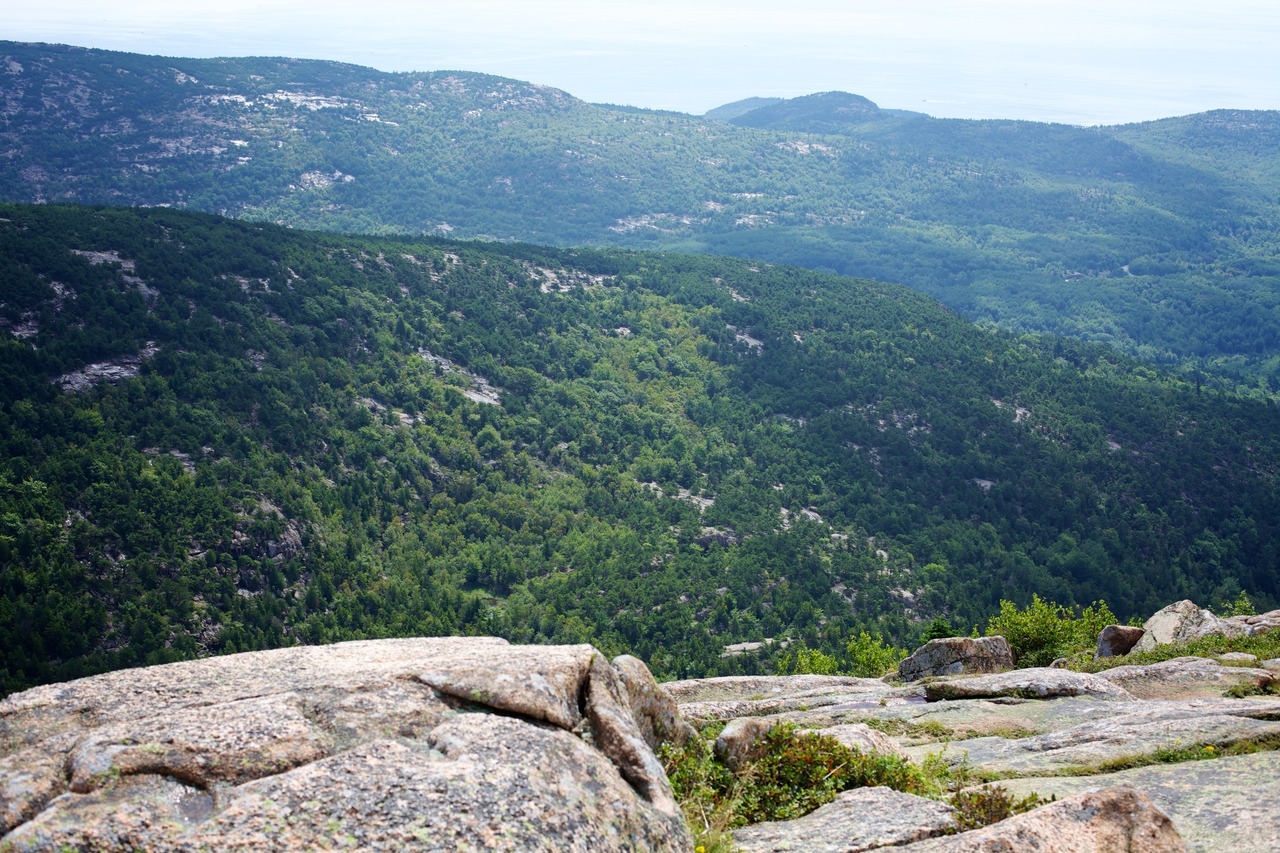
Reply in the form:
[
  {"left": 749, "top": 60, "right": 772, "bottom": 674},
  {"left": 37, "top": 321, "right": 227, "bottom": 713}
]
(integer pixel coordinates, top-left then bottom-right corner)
[
  {"left": 612, "top": 654, "right": 696, "bottom": 751},
  {"left": 1134, "top": 600, "right": 1251, "bottom": 653},
  {"left": 1097, "top": 656, "right": 1275, "bottom": 699},
  {"left": 897, "top": 636, "right": 1014, "bottom": 682},
  {"left": 0, "top": 638, "right": 691, "bottom": 851},
  {"left": 1096, "top": 623, "right": 1146, "bottom": 657}
]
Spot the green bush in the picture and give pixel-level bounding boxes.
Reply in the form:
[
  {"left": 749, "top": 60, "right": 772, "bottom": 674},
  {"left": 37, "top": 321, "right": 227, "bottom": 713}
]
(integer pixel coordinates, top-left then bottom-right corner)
[
  {"left": 986, "top": 595, "right": 1116, "bottom": 667},
  {"left": 778, "top": 645, "right": 841, "bottom": 676},
  {"left": 846, "top": 631, "right": 909, "bottom": 677},
  {"left": 661, "top": 722, "right": 930, "bottom": 841},
  {"left": 949, "top": 786, "right": 1046, "bottom": 832}
]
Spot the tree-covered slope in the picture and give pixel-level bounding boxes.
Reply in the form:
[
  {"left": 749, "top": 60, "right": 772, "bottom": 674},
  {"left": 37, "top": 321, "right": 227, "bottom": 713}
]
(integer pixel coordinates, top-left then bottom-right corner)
[
  {"left": 2, "top": 203, "right": 1277, "bottom": 695},
  {"left": 2, "top": 43, "right": 1280, "bottom": 390}
]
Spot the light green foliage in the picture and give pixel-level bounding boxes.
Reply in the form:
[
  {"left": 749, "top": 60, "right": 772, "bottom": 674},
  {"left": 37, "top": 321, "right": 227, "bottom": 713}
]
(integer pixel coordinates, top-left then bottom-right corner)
[
  {"left": 778, "top": 645, "right": 841, "bottom": 676},
  {"left": 846, "top": 632, "right": 909, "bottom": 678},
  {"left": 986, "top": 596, "right": 1117, "bottom": 668},
  {"left": 663, "top": 722, "right": 1034, "bottom": 844},
  {"left": 1220, "top": 590, "right": 1257, "bottom": 617}
]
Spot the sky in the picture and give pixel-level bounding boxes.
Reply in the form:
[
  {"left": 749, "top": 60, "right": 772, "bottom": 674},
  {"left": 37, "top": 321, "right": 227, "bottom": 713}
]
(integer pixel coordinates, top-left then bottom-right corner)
[{"left": 7, "top": 0, "right": 1280, "bottom": 125}]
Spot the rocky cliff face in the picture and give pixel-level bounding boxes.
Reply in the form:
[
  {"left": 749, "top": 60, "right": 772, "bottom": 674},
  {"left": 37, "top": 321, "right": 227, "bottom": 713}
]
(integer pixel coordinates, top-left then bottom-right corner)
[{"left": 0, "top": 638, "right": 690, "bottom": 851}]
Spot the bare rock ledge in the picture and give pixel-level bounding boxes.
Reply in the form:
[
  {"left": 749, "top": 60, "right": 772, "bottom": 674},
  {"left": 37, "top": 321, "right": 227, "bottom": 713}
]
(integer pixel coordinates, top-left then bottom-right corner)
[{"left": 0, "top": 637, "right": 691, "bottom": 851}]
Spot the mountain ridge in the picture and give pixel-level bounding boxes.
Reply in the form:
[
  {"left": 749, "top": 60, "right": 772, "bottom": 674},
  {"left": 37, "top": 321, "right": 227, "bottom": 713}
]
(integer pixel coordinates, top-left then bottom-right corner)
[{"left": 4, "top": 41, "right": 1280, "bottom": 391}]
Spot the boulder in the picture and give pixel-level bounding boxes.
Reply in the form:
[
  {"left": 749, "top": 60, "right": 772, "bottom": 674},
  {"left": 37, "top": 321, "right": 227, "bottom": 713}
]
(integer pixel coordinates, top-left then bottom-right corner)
[
  {"left": 1133, "top": 600, "right": 1250, "bottom": 653},
  {"left": 1096, "top": 624, "right": 1146, "bottom": 658},
  {"left": 0, "top": 638, "right": 691, "bottom": 851},
  {"left": 733, "top": 786, "right": 957, "bottom": 852},
  {"left": 922, "top": 668, "right": 1134, "bottom": 702},
  {"left": 714, "top": 716, "right": 776, "bottom": 771},
  {"left": 612, "top": 654, "right": 696, "bottom": 751},
  {"left": 897, "top": 785, "right": 1184, "bottom": 852},
  {"left": 898, "top": 637, "right": 1014, "bottom": 683},
  {"left": 817, "top": 723, "right": 906, "bottom": 757}
]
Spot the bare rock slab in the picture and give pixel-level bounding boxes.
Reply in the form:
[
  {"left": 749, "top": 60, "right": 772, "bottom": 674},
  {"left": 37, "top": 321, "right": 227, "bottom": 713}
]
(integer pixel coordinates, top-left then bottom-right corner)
[
  {"left": 817, "top": 723, "right": 906, "bottom": 757},
  {"left": 898, "top": 637, "right": 1014, "bottom": 683},
  {"left": 896, "top": 785, "right": 1184, "bottom": 852},
  {"left": 1097, "top": 656, "right": 1275, "bottom": 699},
  {"left": 0, "top": 637, "right": 690, "bottom": 851},
  {"left": 994, "top": 751, "right": 1280, "bottom": 853},
  {"left": 664, "top": 674, "right": 900, "bottom": 727},
  {"left": 916, "top": 696, "right": 1280, "bottom": 776},
  {"left": 922, "top": 668, "right": 1135, "bottom": 702},
  {"left": 732, "top": 786, "right": 957, "bottom": 853}
]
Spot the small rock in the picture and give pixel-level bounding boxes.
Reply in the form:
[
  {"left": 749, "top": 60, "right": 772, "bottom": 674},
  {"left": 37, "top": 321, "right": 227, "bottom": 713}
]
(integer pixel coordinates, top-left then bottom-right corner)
[
  {"left": 1217, "top": 652, "right": 1260, "bottom": 666},
  {"left": 1096, "top": 624, "right": 1146, "bottom": 658},
  {"left": 714, "top": 717, "right": 775, "bottom": 771},
  {"left": 898, "top": 636, "right": 1014, "bottom": 683},
  {"left": 897, "top": 785, "right": 1185, "bottom": 852}
]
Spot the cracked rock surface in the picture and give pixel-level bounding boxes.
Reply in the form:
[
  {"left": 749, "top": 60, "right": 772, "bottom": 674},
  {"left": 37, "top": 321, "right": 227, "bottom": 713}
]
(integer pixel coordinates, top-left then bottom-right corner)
[{"left": 0, "top": 637, "right": 690, "bottom": 851}]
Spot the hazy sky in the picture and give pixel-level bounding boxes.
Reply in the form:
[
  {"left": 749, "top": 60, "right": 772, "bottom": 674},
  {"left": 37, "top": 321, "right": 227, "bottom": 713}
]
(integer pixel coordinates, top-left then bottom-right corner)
[{"left": 8, "top": 1, "right": 1280, "bottom": 124}]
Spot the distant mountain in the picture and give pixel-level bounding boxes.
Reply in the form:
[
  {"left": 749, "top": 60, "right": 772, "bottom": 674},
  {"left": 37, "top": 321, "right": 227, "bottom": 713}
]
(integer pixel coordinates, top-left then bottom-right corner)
[
  {"left": 727, "top": 91, "right": 882, "bottom": 132},
  {"left": 705, "top": 97, "right": 785, "bottom": 122},
  {"left": 2, "top": 203, "right": 1278, "bottom": 694},
  {"left": 3, "top": 42, "right": 1280, "bottom": 391}
]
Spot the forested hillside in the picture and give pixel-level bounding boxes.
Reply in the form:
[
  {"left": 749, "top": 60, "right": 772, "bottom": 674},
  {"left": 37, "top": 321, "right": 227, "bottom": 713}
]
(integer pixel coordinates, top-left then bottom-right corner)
[
  {"left": 2, "top": 203, "right": 1277, "bottom": 696},
  {"left": 2, "top": 43, "right": 1279, "bottom": 391}
]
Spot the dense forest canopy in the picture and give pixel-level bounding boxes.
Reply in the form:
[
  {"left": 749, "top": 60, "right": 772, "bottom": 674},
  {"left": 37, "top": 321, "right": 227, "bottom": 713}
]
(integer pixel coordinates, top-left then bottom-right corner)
[
  {"left": 2, "top": 203, "right": 1277, "bottom": 696},
  {"left": 2, "top": 42, "right": 1279, "bottom": 393}
]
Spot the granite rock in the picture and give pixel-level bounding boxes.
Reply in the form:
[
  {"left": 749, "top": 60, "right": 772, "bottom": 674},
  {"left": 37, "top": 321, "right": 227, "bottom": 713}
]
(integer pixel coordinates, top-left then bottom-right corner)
[
  {"left": 1134, "top": 601, "right": 1250, "bottom": 654},
  {"left": 897, "top": 785, "right": 1184, "bottom": 852},
  {"left": 898, "top": 637, "right": 1014, "bottom": 683},
  {"left": 613, "top": 654, "right": 696, "bottom": 751},
  {"left": 733, "top": 786, "right": 957, "bottom": 852},
  {"left": 0, "top": 637, "right": 690, "bottom": 851},
  {"left": 1097, "top": 624, "right": 1146, "bottom": 658},
  {"left": 921, "top": 667, "right": 1134, "bottom": 702}
]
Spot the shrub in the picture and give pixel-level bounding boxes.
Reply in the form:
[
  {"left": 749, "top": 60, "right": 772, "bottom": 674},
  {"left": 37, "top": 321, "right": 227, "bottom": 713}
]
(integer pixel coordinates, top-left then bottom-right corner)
[
  {"left": 778, "top": 644, "right": 841, "bottom": 675},
  {"left": 986, "top": 595, "right": 1116, "bottom": 667},
  {"left": 949, "top": 786, "right": 1046, "bottom": 831},
  {"left": 661, "top": 722, "right": 931, "bottom": 840},
  {"left": 846, "top": 631, "right": 909, "bottom": 677}
]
